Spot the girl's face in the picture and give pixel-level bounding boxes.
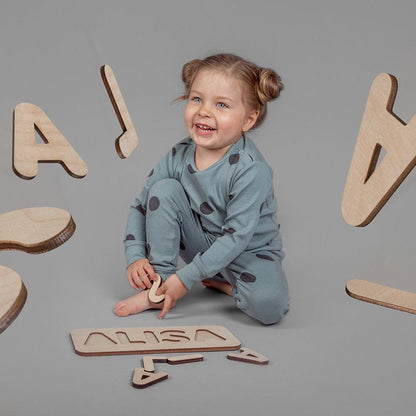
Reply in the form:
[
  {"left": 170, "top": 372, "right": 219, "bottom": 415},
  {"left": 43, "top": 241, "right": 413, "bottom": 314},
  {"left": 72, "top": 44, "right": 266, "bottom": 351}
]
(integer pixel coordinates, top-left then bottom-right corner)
[{"left": 184, "top": 69, "right": 259, "bottom": 156}]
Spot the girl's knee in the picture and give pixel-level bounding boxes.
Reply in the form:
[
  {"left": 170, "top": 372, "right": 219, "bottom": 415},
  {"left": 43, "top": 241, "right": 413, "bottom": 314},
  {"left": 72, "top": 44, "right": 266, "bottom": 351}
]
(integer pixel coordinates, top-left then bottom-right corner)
[{"left": 235, "top": 285, "right": 289, "bottom": 325}]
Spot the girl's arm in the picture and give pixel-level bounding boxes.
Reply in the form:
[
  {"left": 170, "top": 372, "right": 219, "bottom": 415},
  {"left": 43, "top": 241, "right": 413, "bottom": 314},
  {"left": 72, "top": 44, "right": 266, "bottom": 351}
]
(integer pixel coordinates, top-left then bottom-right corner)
[{"left": 124, "top": 146, "right": 178, "bottom": 267}]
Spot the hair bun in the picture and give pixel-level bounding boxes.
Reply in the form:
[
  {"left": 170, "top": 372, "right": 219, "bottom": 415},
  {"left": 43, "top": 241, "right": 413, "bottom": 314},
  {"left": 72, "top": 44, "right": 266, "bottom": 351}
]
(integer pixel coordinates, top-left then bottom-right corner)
[
  {"left": 181, "top": 59, "right": 202, "bottom": 90},
  {"left": 257, "top": 68, "right": 283, "bottom": 103}
]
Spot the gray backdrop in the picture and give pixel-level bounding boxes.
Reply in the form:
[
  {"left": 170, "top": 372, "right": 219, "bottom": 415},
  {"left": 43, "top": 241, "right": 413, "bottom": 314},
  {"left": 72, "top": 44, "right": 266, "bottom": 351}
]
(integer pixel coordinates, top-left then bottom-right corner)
[{"left": 1, "top": 1, "right": 416, "bottom": 415}]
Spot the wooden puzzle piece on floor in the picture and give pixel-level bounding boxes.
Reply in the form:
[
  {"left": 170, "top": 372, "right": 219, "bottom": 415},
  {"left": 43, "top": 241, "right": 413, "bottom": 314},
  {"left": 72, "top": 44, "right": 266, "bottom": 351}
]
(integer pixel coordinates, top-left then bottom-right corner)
[
  {"left": 13, "top": 103, "right": 88, "bottom": 179},
  {"left": 132, "top": 367, "right": 168, "bottom": 389},
  {"left": 0, "top": 207, "right": 75, "bottom": 254},
  {"left": 148, "top": 274, "right": 164, "bottom": 304},
  {"left": 101, "top": 65, "right": 138, "bottom": 159},
  {"left": 142, "top": 354, "right": 204, "bottom": 372},
  {"left": 227, "top": 347, "right": 269, "bottom": 365},
  {"left": 0, "top": 266, "right": 27, "bottom": 334},
  {"left": 342, "top": 73, "right": 416, "bottom": 227},
  {"left": 346, "top": 279, "right": 416, "bottom": 315},
  {"left": 71, "top": 325, "right": 241, "bottom": 356}
]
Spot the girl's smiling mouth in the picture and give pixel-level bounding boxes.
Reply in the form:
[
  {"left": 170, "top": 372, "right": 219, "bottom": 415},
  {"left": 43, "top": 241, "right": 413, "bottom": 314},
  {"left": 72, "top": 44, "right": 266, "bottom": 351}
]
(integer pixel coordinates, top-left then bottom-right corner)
[{"left": 195, "top": 123, "right": 217, "bottom": 134}]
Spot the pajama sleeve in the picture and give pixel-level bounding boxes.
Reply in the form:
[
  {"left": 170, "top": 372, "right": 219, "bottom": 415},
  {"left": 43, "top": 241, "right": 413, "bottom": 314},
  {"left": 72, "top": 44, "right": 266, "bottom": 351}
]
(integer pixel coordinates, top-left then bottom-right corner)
[
  {"left": 176, "top": 161, "right": 273, "bottom": 289},
  {"left": 124, "top": 149, "right": 177, "bottom": 267}
]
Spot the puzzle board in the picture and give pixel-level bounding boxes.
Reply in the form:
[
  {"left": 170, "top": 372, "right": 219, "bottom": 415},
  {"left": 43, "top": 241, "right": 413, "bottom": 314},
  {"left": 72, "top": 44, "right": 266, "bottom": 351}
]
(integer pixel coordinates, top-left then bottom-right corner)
[{"left": 71, "top": 325, "right": 241, "bottom": 356}]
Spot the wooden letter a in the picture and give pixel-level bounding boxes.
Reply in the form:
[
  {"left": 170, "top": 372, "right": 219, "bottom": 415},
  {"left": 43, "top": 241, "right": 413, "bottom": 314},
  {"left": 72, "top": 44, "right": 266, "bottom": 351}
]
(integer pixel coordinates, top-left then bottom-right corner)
[
  {"left": 342, "top": 73, "right": 416, "bottom": 226},
  {"left": 13, "top": 103, "right": 88, "bottom": 179}
]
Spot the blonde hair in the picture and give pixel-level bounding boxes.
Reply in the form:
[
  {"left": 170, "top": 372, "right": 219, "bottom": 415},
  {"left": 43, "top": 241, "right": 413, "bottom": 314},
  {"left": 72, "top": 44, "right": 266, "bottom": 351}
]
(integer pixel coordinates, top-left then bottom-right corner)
[{"left": 179, "top": 53, "right": 283, "bottom": 129}]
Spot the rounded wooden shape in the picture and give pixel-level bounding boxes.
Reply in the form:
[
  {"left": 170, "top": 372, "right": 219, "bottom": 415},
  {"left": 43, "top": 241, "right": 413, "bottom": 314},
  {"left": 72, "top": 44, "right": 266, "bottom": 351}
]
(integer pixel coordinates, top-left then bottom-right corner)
[{"left": 0, "top": 265, "right": 27, "bottom": 334}]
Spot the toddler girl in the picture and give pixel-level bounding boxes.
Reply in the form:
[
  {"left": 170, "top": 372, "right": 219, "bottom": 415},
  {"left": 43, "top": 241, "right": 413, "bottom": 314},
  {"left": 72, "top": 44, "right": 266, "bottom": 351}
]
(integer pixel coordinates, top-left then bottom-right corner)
[{"left": 114, "top": 53, "right": 289, "bottom": 324}]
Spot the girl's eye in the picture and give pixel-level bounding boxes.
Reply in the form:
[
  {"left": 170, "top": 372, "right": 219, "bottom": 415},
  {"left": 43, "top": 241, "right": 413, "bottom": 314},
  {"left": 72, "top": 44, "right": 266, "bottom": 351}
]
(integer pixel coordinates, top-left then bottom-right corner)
[
  {"left": 191, "top": 96, "right": 201, "bottom": 103},
  {"left": 217, "top": 102, "right": 228, "bottom": 109}
]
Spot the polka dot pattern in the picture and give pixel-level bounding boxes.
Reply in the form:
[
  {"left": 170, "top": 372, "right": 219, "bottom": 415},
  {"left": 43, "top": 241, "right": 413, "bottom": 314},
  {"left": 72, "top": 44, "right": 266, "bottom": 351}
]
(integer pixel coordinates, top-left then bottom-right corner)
[
  {"left": 200, "top": 202, "right": 213, "bottom": 215},
  {"left": 240, "top": 272, "right": 257, "bottom": 283},
  {"left": 149, "top": 196, "right": 160, "bottom": 211},
  {"left": 125, "top": 234, "right": 135, "bottom": 241},
  {"left": 172, "top": 147, "right": 177, "bottom": 156},
  {"left": 229, "top": 154, "right": 240, "bottom": 165},
  {"left": 224, "top": 227, "right": 236, "bottom": 234},
  {"left": 148, "top": 169, "right": 154, "bottom": 177},
  {"left": 256, "top": 253, "right": 274, "bottom": 261},
  {"left": 187, "top": 164, "right": 196, "bottom": 174}
]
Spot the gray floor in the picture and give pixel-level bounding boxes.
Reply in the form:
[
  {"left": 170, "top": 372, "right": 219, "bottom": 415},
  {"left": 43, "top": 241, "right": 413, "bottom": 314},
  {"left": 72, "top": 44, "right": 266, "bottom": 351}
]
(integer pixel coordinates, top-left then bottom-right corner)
[{"left": 2, "top": 1, "right": 416, "bottom": 415}]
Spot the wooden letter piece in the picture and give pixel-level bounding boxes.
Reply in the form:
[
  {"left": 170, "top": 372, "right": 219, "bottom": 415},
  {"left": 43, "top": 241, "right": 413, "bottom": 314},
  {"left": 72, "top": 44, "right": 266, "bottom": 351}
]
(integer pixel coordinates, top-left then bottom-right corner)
[
  {"left": 132, "top": 367, "right": 168, "bottom": 389},
  {"left": 346, "top": 279, "right": 416, "bottom": 315},
  {"left": 13, "top": 103, "right": 88, "bottom": 179},
  {"left": 142, "top": 354, "right": 203, "bottom": 372},
  {"left": 101, "top": 65, "right": 138, "bottom": 159},
  {"left": 148, "top": 274, "right": 164, "bottom": 304},
  {"left": 227, "top": 347, "right": 269, "bottom": 365},
  {"left": 342, "top": 73, "right": 416, "bottom": 227},
  {"left": 142, "top": 356, "right": 168, "bottom": 373},
  {"left": 0, "top": 265, "right": 27, "bottom": 334},
  {"left": 167, "top": 354, "right": 204, "bottom": 365},
  {"left": 0, "top": 207, "right": 75, "bottom": 254},
  {"left": 342, "top": 74, "right": 416, "bottom": 315}
]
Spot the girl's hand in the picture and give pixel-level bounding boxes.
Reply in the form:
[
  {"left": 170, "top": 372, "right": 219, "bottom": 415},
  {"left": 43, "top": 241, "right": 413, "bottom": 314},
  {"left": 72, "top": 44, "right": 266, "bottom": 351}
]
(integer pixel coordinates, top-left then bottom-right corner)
[
  {"left": 127, "top": 258, "right": 157, "bottom": 290},
  {"left": 157, "top": 274, "right": 188, "bottom": 319}
]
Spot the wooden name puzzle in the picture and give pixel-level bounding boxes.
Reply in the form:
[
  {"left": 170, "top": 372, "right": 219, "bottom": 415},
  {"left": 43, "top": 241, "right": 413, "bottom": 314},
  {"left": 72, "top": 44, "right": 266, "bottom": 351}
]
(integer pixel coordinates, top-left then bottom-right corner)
[
  {"left": 0, "top": 266, "right": 27, "bottom": 334},
  {"left": 0, "top": 207, "right": 75, "bottom": 254},
  {"left": 70, "top": 325, "right": 241, "bottom": 356},
  {"left": 101, "top": 65, "right": 139, "bottom": 159},
  {"left": 13, "top": 103, "right": 88, "bottom": 180},
  {"left": 343, "top": 73, "right": 416, "bottom": 314}
]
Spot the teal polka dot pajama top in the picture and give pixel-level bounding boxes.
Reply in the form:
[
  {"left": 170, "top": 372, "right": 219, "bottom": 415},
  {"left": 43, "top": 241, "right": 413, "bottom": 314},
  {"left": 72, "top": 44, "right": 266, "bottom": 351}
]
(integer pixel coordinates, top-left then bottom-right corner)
[{"left": 124, "top": 135, "right": 289, "bottom": 324}]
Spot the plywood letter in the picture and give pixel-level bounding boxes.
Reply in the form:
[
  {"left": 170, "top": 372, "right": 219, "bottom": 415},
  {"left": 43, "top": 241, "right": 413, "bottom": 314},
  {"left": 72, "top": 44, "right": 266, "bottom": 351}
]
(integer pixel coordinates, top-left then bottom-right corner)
[
  {"left": 13, "top": 103, "right": 88, "bottom": 179},
  {"left": 0, "top": 265, "right": 27, "bottom": 334},
  {"left": 342, "top": 73, "right": 416, "bottom": 227},
  {"left": 101, "top": 65, "right": 138, "bottom": 158}
]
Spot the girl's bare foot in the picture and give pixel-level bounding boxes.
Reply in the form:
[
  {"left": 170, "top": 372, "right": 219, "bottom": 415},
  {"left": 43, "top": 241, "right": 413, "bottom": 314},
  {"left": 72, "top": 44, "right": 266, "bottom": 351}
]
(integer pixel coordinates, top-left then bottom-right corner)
[
  {"left": 114, "top": 290, "right": 163, "bottom": 317},
  {"left": 202, "top": 279, "right": 233, "bottom": 296}
]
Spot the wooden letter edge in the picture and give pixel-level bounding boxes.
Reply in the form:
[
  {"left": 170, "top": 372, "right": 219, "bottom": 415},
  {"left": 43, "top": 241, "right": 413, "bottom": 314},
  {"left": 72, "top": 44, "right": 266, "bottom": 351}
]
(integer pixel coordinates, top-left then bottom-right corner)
[
  {"left": 346, "top": 279, "right": 416, "bottom": 315},
  {"left": 132, "top": 368, "right": 168, "bottom": 389},
  {"left": 148, "top": 274, "right": 164, "bottom": 304},
  {"left": 227, "top": 347, "right": 269, "bottom": 365}
]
